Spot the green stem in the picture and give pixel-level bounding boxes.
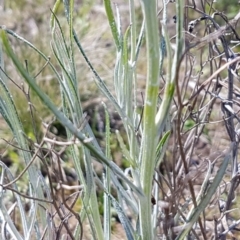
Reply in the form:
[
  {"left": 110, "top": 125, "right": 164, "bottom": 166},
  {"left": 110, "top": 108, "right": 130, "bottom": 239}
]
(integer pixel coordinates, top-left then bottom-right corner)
[
  {"left": 103, "top": 0, "right": 121, "bottom": 51},
  {"left": 139, "top": 0, "right": 160, "bottom": 239}
]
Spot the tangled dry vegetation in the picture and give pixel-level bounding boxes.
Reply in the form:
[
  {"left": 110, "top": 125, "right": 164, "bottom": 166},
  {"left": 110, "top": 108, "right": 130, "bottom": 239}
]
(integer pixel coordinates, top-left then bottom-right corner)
[
  {"left": 1, "top": 0, "right": 240, "bottom": 239},
  {"left": 159, "top": 4, "right": 240, "bottom": 239}
]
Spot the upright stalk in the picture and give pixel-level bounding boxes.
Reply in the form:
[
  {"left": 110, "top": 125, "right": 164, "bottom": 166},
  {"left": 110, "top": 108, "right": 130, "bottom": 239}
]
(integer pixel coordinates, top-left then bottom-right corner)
[{"left": 139, "top": 0, "right": 160, "bottom": 239}]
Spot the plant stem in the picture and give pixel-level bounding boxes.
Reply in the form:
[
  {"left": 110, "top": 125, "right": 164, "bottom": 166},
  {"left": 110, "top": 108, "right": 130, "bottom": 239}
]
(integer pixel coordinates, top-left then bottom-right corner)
[{"left": 139, "top": 0, "right": 160, "bottom": 239}]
